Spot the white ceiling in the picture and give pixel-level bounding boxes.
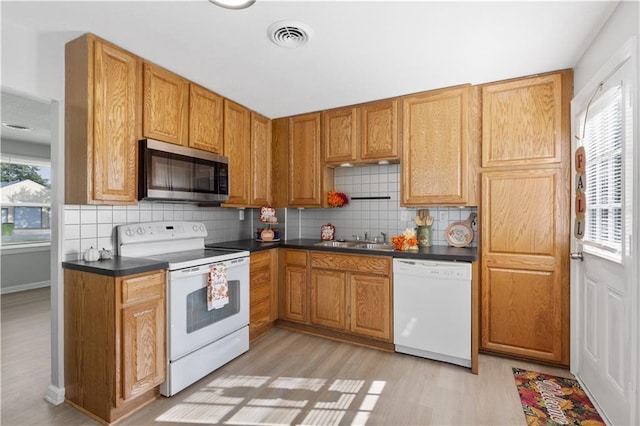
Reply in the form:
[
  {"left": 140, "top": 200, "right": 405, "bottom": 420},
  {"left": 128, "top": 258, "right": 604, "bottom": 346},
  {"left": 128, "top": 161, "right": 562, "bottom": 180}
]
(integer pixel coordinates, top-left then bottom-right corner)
[
  {"left": 1, "top": 0, "right": 618, "bottom": 145},
  {"left": 1, "top": 91, "right": 52, "bottom": 145}
]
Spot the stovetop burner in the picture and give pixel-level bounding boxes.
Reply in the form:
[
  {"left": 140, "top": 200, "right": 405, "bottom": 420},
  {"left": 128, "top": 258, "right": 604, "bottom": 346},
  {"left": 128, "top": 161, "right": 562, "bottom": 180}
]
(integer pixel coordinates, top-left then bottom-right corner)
[{"left": 117, "top": 221, "right": 249, "bottom": 270}]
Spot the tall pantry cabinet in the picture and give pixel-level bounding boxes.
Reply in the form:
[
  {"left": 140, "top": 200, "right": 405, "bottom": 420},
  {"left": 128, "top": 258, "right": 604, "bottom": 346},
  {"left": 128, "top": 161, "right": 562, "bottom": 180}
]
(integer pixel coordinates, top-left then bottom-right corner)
[{"left": 480, "top": 70, "right": 572, "bottom": 366}]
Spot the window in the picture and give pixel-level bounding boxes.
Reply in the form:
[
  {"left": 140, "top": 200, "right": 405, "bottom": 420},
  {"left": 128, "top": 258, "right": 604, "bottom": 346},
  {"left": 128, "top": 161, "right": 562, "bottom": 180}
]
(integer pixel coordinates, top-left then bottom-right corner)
[
  {"left": 577, "top": 83, "right": 624, "bottom": 261},
  {"left": 0, "top": 161, "right": 51, "bottom": 246}
]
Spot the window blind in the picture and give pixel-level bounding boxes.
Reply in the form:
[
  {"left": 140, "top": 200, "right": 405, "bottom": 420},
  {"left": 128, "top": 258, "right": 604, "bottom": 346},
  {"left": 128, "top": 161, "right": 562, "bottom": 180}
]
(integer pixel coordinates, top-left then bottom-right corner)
[{"left": 580, "top": 84, "right": 623, "bottom": 258}]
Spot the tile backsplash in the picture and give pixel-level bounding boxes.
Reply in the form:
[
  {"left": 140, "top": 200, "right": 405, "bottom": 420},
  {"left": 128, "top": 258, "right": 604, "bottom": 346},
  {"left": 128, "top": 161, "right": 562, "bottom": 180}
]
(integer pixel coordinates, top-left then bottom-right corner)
[
  {"left": 295, "top": 164, "right": 478, "bottom": 247},
  {"left": 63, "top": 202, "right": 252, "bottom": 260},
  {"left": 63, "top": 164, "right": 477, "bottom": 259}
]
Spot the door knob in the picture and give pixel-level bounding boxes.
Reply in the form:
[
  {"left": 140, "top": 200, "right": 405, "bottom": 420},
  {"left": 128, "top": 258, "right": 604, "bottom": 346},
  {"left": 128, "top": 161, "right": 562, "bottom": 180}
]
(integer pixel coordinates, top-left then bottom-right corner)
[{"left": 570, "top": 251, "right": 584, "bottom": 261}]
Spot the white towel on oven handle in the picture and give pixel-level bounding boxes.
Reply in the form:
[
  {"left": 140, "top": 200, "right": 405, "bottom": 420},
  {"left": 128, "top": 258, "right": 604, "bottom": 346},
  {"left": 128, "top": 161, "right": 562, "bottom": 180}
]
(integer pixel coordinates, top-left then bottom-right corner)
[{"left": 207, "top": 264, "right": 229, "bottom": 310}]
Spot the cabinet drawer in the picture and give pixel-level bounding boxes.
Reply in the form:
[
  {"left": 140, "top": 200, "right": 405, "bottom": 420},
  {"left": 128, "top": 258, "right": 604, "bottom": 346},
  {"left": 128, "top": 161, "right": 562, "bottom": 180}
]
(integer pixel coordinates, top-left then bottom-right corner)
[
  {"left": 311, "top": 253, "right": 390, "bottom": 275},
  {"left": 121, "top": 271, "right": 165, "bottom": 305},
  {"left": 285, "top": 250, "right": 307, "bottom": 266}
]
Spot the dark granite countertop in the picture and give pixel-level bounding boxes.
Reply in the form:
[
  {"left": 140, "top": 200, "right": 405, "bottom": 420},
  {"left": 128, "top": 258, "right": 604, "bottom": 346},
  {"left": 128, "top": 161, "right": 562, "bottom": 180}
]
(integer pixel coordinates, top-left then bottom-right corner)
[
  {"left": 206, "top": 238, "right": 477, "bottom": 262},
  {"left": 62, "top": 256, "right": 169, "bottom": 277}
]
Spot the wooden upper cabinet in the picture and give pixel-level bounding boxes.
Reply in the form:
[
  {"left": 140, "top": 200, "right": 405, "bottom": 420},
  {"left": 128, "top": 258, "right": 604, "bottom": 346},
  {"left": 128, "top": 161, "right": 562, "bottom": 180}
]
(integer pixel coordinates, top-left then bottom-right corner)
[
  {"left": 289, "top": 112, "right": 334, "bottom": 207},
  {"left": 482, "top": 73, "right": 563, "bottom": 167},
  {"left": 143, "top": 62, "right": 189, "bottom": 146},
  {"left": 224, "top": 99, "right": 251, "bottom": 206},
  {"left": 322, "top": 99, "right": 399, "bottom": 165},
  {"left": 401, "top": 84, "right": 471, "bottom": 206},
  {"left": 323, "top": 107, "right": 359, "bottom": 163},
  {"left": 250, "top": 112, "right": 272, "bottom": 206},
  {"left": 65, "top": 34, "right": 140, "bottom": 205},
  {"left": 189, "top": 84, "right": 224, "bottom": 154},
  {"left": 360, "top": 98, "right": 399, "bottom": 160}
]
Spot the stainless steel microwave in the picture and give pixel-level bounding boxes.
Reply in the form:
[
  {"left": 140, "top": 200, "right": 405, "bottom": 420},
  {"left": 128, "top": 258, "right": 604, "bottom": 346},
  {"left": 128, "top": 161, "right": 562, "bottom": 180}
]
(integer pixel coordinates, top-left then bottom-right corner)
[{"left": 138, "top": 139, "right": 229, "bottom": 203}]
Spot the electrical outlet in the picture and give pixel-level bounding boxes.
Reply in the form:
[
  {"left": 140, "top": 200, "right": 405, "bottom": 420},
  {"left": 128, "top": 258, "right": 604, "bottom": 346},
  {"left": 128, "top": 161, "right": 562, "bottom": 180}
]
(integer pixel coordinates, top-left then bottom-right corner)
[
  {"left": 439, "top": 211, "right": 447, "bottom": 222},
  {"left": 239, "top": 209, "right": 245, "bottom": 221}
]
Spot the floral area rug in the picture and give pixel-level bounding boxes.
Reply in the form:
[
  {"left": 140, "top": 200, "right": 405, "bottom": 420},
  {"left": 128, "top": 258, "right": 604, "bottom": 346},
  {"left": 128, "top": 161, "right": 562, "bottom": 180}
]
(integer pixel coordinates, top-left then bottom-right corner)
[{"left": 512, "top": 367, "right": 605, "bottom": 426}]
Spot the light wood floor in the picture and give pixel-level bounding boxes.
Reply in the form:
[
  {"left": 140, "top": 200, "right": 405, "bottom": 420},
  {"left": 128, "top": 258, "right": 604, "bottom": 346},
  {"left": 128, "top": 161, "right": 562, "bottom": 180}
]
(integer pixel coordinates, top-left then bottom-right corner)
[{"left": 1, "top": 287, "right": 575, "bottom": 425}]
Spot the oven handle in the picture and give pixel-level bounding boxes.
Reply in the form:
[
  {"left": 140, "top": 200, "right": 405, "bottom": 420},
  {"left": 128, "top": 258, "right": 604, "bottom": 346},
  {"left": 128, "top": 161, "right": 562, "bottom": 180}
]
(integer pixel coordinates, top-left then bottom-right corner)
[{"left": 169, "top": 257, "right": 249, "bottom": 280}]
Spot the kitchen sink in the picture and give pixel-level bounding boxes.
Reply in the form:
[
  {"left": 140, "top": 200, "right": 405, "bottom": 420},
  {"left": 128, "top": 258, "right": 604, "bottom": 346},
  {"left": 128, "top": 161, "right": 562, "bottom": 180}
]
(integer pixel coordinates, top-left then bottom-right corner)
[
  {"left": 354, "top": 243, "right": 396, "bottom": 252},
  {"left": 313, "top": 240, "right": 395, "bottom": 252}
]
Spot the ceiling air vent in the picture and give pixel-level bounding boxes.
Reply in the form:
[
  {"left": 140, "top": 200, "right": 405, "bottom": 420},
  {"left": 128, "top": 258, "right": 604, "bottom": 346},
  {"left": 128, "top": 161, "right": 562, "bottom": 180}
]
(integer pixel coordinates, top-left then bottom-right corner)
[{"left": 267, "top": 21, "right": 313, "bottom": 49}]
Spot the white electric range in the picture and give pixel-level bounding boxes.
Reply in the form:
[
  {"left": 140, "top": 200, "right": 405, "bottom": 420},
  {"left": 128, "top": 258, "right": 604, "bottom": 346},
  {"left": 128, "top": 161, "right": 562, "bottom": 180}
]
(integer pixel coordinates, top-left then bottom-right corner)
[{"left": 117, "top": 221, "right": 250, "bottom": 396}]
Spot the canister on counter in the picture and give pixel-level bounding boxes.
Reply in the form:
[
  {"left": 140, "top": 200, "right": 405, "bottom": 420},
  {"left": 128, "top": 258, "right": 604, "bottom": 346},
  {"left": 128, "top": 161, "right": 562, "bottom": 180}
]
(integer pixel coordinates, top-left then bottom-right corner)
[{"left": 416, "top": 225, "right": 432, "bottom": 247}]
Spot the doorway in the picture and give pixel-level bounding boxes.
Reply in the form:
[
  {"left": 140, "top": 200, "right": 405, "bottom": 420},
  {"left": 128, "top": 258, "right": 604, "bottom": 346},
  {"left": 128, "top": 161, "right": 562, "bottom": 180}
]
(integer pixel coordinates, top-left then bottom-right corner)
[{"left": 570, "top": 37, "right": 639, "bottom": 425}]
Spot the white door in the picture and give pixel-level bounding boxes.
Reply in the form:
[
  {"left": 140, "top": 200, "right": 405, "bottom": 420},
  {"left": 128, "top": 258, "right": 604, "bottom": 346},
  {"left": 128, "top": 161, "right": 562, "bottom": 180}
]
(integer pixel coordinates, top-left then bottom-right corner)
[{"left": 571, "top": 38, "right": 638, "bottom": 426}]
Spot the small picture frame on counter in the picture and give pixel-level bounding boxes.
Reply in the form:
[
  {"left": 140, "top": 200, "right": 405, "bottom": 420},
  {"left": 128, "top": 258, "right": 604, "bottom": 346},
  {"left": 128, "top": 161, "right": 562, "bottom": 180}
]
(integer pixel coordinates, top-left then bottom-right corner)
[{"left": 320, "top": 224, "right": 335, "bottom": 241}]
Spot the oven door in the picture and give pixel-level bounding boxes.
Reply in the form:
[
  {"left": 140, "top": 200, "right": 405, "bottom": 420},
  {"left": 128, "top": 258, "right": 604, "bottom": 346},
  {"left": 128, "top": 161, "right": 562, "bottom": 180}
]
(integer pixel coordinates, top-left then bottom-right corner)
[{"left": 167, "top": 256, "right": 249, "bottom": 361}]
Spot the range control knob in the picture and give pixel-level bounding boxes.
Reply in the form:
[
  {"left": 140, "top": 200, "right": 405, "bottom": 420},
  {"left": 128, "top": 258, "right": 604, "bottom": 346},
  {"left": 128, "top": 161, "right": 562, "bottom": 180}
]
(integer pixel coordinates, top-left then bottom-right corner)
[
  {"left": 199, "top": 224, "right": 206, "bottom": 233},
  {"left": 193, "top": 224, "right": 199, "bottom": 232},
  {"left": 125, "top": 228, "right": 135, "bottom": 237},
  {"left": 136, "top": 227, "right": 145, "bottom": 235}
]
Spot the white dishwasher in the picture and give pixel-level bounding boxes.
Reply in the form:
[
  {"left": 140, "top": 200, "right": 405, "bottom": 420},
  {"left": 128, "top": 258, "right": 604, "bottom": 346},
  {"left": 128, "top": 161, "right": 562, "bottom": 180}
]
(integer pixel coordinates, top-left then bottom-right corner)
[{"left": 393, "top": 258, "right": 472, "bottom": 368}]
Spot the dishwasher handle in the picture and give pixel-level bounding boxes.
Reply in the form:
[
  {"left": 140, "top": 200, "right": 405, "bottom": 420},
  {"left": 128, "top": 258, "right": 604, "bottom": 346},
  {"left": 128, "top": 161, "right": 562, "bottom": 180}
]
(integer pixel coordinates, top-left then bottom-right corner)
[{"left": 393, "top": 259, "right": 471, "bottom": 280}]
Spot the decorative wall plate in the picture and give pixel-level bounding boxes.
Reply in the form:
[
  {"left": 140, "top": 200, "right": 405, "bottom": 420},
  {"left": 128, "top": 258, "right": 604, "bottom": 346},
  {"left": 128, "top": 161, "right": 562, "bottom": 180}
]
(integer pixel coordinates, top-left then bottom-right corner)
[{"left": 445, "top": 213, "right": 477, "bottom": 247}]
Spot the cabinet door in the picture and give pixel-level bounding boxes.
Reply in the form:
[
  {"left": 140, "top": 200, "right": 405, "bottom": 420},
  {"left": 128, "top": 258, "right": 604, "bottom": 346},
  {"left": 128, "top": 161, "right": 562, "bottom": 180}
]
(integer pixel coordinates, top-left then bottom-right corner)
[
  {"left": 118, "top": 271, "right": 165, "bottom": 404},
  {"left": 289, "top": 113, "right": 326, "bottom": 206},
  {"left": 323, "top": 107, "right": 358, "bottom": 164},
  {"left": 143, "top": 62, "right": 188, "bottom": 145},
  {"left": 92, "top": 39, "right": 139, "bottom": 203},
  {"left": 121, "top": 297, "right": 166, "bottom": 402},
  {"left": 401, "top": 85, "right": 470, "bottom": 205},
  {"left": 482, "top": 73, "right": 563, "bottom": 168},
  {"left": 189, "top": 84, "right": 223, "bottom": 153},
  {"left": 361, "top": 99, "right": 399, "bottom": 160},
  {"left": 481, "top": 169, "right": 569, "bottom": 364},
  {"left": 310, "top": 269, "right": 346, "bottom": 330},
  {"left": 224, "top": 99, "right": 251, "bottom": 205},
  {"left": 349, "top": 273, "right": 391, "bottom": 341},
  {"left": 283, "top": 265, "right": 308, "bottom": 323},
  {"left": 250, "top": 112, "right": 272, "bottom": 206}
]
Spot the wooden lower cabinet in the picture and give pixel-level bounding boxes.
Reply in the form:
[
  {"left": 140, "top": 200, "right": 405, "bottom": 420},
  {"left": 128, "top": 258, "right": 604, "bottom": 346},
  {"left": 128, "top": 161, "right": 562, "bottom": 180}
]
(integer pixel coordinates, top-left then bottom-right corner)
[
  {"left": 64, "top": 269, "right": 166, "bottom": 424},
  {"left": 310, "top": 269, "right": 346, "bottom": 329},
  {"left": 249, "top": 250, "right": 277, "bottom": 340},
  {"left": 349, "top": 273, "right": 391, "bottom": 340},
  {"left": 309, "top": 252, "right": 392, "bottom": 342},
  {"left": 280, "top": 249, "right": 309, "bottom": 323}
]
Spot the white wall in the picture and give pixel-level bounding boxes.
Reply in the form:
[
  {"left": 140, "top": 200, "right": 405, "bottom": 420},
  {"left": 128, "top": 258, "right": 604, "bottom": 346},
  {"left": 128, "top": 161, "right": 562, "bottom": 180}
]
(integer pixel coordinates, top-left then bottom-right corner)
[
  {"left": 1, "top": 21, "right": 66, "bottom": 101},
  {"left": 573, "top": 1, "right": 639, "bottom": 94}
]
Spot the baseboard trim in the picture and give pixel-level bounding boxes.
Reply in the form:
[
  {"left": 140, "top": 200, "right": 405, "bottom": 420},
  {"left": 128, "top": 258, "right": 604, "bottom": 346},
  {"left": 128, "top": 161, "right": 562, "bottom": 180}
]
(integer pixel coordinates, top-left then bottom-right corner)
[
  {"left": 44, "top": 384, "right": 65, "bottom": 405},
  {"left": 1, "top": 280, "right": 50, "bottom": 294}
]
